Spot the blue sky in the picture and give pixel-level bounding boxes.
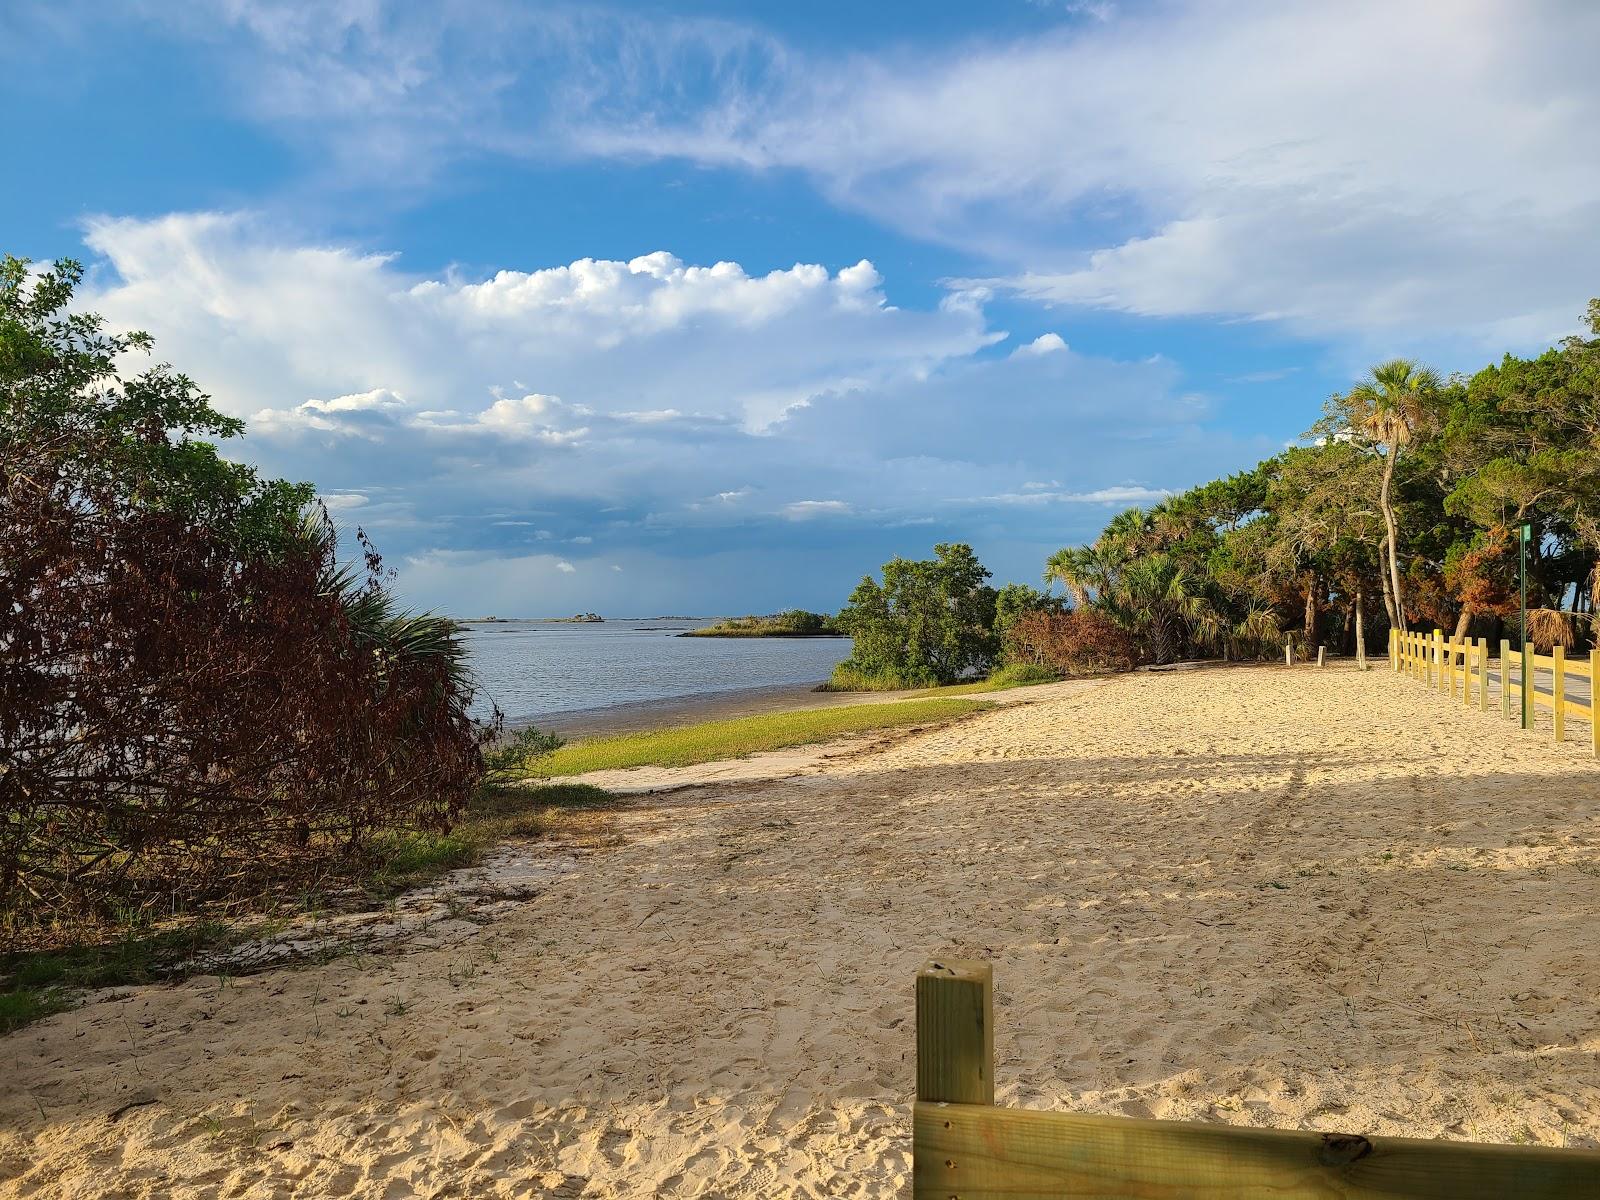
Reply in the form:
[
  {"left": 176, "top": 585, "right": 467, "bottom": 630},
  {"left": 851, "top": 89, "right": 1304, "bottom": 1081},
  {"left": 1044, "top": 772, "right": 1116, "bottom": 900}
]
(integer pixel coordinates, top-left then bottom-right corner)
[{"left": 7, "top": 1, "right": 1598, "bottom": 616}]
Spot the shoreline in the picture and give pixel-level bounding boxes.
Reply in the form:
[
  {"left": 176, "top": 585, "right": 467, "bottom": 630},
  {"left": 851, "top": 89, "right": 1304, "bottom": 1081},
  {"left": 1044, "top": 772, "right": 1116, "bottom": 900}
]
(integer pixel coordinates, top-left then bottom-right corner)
[{"left": 509, "top": 679, "right": 931, "bottom": 739}]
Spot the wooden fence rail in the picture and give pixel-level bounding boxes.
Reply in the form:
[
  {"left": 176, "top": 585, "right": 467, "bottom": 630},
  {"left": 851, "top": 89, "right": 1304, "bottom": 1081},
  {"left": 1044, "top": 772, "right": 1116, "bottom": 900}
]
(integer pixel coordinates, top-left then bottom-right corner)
[
  {"left": 913, "top": 960, "right": 1600, "bottom": 1198},
  {"left": 1388, "top": 629, "right": 1597, "bottom": 757}
]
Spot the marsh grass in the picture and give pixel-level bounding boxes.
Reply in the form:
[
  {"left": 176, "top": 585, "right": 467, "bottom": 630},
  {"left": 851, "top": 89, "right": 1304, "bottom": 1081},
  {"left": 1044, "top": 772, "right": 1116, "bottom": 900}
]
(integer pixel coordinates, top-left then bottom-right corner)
[{"left": 528, "top": 697, "right": 986, "bottom": 776}]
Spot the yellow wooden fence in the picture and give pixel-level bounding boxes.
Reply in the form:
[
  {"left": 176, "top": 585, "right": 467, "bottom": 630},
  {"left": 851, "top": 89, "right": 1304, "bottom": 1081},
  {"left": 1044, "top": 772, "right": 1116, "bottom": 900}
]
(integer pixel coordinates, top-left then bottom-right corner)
[
  {"left": 914, "top": 960, "right": 1600, "bottom": 1196},
  {"left": 1388, "top": 629, "right": 1597, "bottom": 756}
]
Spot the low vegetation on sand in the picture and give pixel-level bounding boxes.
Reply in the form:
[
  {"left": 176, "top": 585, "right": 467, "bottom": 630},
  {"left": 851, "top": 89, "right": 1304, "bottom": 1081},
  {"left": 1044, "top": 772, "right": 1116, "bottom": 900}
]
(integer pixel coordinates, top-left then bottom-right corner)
[
  {"left": 909, "top": 662, "right": 1062, "bottom": 695},
  {"left": 0, "top": 781, "right": 613, "bottom": 1032},
  {"left": 681, "top": 609, "right": 841, "bottom": 637},
  {"left": 822, "top": 660, "right": 1061, "bottom": 694},
  {"left": 523, "top": 697, "right": 985, "bottom": 776}
]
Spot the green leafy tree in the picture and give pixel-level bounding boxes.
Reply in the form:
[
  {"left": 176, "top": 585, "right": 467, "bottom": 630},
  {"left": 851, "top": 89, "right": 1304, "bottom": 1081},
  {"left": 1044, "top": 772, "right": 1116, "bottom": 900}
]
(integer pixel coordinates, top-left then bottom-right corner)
[
  {"left": 1, "top": 255, "right": 311, "bottom": 550},
  {"left": 834, "top": 543, "right": 998, "bottom": 686},
  {"left": 993, "top": 582, "right": 1063, "bottom": 650}
]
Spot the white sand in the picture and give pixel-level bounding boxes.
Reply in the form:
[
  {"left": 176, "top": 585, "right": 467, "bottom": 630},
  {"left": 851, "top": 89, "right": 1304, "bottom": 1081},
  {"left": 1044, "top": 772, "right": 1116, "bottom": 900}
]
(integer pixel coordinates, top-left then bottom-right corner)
[{"left": 4, "top": 663, "right": 1599, "bottom": 1197}]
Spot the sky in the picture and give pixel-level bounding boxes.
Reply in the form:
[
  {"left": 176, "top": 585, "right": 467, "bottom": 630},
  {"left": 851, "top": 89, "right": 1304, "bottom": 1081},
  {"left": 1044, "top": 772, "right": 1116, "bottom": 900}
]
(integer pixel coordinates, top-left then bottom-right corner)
[{"left": 6, "top": 0, "right": 1599, "bottom": 617}]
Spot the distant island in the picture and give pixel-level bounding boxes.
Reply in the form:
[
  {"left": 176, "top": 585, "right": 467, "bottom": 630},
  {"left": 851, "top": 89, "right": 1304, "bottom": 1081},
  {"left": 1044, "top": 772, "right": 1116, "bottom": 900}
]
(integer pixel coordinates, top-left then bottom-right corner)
[
  {"left": 549, "top": 613, "right": 605, "bottom": 623},
  {"left": 681, "top": 610, "right": 843, "bottom": 638}
]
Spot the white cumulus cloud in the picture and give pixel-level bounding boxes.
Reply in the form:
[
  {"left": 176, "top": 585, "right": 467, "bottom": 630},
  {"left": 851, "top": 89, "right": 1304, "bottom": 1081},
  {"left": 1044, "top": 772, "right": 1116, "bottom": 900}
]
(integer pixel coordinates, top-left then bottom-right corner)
[{"left": 73, "top": 213, "right": 1270, "bottom": 612}]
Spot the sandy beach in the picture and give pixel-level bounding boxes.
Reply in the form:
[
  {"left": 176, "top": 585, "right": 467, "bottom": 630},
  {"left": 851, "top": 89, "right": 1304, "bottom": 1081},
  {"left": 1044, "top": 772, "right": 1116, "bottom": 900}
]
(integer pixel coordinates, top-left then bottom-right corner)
[{"left": 4, "top": 662, "right": 1599, "bottom": 1197}]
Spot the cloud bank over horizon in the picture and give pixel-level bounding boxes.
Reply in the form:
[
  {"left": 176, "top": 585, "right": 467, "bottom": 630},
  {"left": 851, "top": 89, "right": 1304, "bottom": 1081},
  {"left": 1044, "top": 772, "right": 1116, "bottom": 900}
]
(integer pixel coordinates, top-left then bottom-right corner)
[{"left": 80, "top": 212, "right": 1258, "bottom": 613}]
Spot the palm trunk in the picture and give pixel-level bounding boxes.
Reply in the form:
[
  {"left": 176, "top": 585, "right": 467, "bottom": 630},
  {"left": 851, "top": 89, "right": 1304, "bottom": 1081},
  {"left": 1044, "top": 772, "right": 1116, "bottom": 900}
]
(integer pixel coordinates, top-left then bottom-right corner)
[
  {"left": 1378, "top": 450, "right": 1407, "bottom": 631},
  {"left": 1452, "top": 606, "right": 1472, "bottom": 641},
  {"left": 1377, "top": 539, "right": 1397, "bottom": 630}
]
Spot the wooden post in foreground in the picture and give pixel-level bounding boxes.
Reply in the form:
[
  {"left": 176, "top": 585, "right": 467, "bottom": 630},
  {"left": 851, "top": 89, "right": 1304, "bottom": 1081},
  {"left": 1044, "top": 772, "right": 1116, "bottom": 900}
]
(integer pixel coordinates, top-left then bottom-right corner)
[
  {"left": 1433, "top": 631, "right": 1444, "bottom": 692},
  {"left": 1478, "top": 637, "right": 1489, "bottom": 711},
  {"left": 913, "top": 962, "right": 1600, "bottom": 1197},
  {"left": 917, "top": 960, "right": 993, "bottom": 1105},
  {"left": 1592, "top": 649, "right": 1599, "bottom": 758},
  {"left": 1552, "top": 646, "right": 1565, "bottom": 743},
  {"left": 1285, "top": 644, "right": 1293, "bottom": 667},
  {"left": 1317, "top": 646, "right": 1326, "bottom": 669}
]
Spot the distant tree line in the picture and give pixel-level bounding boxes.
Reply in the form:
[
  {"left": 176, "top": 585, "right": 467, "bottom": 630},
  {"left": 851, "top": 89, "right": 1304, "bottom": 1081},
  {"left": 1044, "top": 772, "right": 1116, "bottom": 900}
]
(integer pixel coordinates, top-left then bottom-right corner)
[
  {"left": 1046, "top": 302, "right": 1600, "bottom": 666},
  {"left": 834, "top": 299, "right": 1600, "bottom": 684},
  {"left": 683, "top": 610, "right": 840, "bottom": 637}
]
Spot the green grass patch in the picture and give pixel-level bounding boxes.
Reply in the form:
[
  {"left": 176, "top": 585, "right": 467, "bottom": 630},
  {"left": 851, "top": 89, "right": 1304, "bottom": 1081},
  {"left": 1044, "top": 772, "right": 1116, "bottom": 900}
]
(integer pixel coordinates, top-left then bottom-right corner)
[
  {"left": 527, "top": 697, "right": 986, "bottom": 776},
  {"left": 0, "top": 986, "right": 70, "bottom": 1032},
  {"left": 1, "top": 919, "right": 244, "bottom": 1035},
  {"left": 818, "top": 664, "right": 938, "bottom": 691}
]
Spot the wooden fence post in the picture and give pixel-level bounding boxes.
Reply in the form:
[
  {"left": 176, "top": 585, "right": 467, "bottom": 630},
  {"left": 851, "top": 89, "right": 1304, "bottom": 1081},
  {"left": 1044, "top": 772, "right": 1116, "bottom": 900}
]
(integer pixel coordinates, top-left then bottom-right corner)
[
  {"left": 917, "top": 960, "right": 994, "bottom": 1106},
  {"left": 1317, "top": 646, "right": 1326, "bottom": 668},
  {"left": 1478, "top": 637, "right": 1489, "bottom": 711},
  {"left": 1592, "top": 649, "right": 1599, "bottom": 759},
  {"left": 1434, "top": 631, "right": 1444, "bottom": 692},
  {"left": 1552, "top": 646, "right": 1565, "bottom": 743},
  {"left": 1285, "top": 643, "right": 1293, "bottom": 667},
  {"left": 1523, "top": 640, "right": 1533, "bottom": 730},
  {"left": 1501, "top": 639, "right": 1512, "bottom": 720}
]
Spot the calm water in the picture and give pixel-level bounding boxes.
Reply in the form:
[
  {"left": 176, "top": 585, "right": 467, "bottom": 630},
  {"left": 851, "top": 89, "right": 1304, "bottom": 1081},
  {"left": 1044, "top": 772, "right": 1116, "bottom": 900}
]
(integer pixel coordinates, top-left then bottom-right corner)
[{"left": 460, "top": 619, "right": 853, "bottom": 721}]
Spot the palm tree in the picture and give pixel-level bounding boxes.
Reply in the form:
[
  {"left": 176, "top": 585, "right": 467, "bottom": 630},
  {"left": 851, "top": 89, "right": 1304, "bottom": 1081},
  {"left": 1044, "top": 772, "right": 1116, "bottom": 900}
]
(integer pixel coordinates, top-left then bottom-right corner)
[
  {"left": 1087, "top": 552, "right": 1214, "bottom": 665},
  {"left": 1044, "top": 543, "right": 1123, "bottom": 607},
  {"left": 294, "top": 509, "right": 471, "bottom": 695},
  {"left": 1340, "top": 359, "right": 1440, "bottom": 632}
]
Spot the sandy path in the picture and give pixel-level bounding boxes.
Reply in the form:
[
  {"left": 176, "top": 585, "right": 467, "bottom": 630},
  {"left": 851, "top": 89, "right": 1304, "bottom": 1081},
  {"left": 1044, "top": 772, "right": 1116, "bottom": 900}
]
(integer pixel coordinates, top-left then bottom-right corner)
[{"left": 4, "top": 663, "right": 1600, "bottom": 1197}]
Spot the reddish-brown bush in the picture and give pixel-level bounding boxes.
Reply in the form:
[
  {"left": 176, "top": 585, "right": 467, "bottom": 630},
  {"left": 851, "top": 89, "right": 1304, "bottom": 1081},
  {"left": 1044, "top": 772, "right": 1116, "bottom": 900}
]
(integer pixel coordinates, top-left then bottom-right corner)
[
  {"left": 1004, "top": 609, "right": 1138, "bottom": 676},
  {"left": 0, "top": 440, "right": 486, "bottom": 922}
]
